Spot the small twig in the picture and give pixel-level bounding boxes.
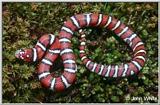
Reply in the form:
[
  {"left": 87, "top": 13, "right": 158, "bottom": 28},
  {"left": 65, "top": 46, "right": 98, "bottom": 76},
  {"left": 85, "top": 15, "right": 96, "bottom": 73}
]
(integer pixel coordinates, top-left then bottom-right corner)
[
  {"left": 127, "top": 14, "right": 132, "bottom": 25},
  {"left": 33, "top": 98, "right": 43, "bottom": 104}
]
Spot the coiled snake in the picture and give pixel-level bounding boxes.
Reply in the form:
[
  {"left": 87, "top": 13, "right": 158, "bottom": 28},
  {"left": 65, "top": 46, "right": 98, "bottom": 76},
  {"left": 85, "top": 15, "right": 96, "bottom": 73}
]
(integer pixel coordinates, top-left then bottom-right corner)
[{"left": 15, "top": 13, "right": 146, "bottom": 92}]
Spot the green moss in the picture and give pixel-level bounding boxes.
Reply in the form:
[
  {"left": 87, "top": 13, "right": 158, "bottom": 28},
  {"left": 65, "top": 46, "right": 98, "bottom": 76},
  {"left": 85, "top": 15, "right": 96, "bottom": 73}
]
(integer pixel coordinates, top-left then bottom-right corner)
[{"left": 2, "top": 2, "right": 158, "bottom": 103}]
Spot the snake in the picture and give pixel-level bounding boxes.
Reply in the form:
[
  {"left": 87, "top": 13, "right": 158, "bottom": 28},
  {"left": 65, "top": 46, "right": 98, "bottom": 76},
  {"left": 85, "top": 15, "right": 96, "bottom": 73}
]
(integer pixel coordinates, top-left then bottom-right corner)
[{"left": 15, "top": 13, "right": 146, "bottom": 92}]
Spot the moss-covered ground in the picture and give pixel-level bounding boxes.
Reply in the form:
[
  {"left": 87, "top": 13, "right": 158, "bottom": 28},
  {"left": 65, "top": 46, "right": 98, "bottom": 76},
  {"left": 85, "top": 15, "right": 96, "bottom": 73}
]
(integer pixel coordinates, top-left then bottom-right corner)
[{"left": 2, "top": 2, "right": 158, "bottom": 103}]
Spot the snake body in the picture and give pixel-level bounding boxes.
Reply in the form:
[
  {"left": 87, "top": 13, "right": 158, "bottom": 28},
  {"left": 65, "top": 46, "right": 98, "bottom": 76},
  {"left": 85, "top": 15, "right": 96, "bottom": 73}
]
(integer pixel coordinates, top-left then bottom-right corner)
[{"left": 15, "top": 13, "right": 146, "bottom": 92}]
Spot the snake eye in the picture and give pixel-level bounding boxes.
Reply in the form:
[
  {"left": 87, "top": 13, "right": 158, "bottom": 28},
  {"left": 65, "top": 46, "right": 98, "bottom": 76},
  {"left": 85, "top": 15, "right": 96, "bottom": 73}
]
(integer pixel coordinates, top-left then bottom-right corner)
[{"left": 27, "top": 55, "right": 29, "bottom": 58}]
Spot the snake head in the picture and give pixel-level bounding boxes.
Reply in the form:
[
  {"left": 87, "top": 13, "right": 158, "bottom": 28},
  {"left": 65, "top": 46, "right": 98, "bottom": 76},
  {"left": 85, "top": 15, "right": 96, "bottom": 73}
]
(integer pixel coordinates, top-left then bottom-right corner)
[{"left": 15, "top": 48, "right": 33, "bottom": 62}]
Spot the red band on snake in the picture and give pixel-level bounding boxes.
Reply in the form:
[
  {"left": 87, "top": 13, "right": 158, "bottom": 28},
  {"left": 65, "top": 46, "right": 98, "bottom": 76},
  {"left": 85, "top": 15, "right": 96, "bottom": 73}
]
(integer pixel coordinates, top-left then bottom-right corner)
[{"left": 15, "top": 13, "right": 146, "bottom": 92}]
